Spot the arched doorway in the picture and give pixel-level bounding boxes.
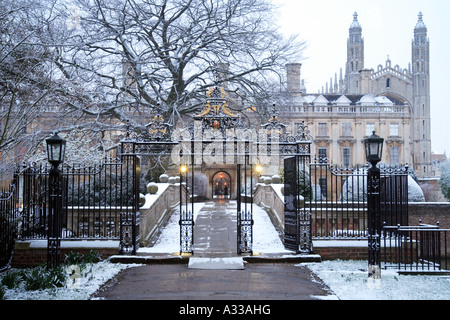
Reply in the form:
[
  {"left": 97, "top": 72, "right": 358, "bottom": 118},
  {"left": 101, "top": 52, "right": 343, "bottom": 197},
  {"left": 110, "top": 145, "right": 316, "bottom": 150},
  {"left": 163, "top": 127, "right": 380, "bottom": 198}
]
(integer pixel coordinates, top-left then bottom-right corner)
[{"left": 212, "top": 171, "right": 231, "bottom": 199}]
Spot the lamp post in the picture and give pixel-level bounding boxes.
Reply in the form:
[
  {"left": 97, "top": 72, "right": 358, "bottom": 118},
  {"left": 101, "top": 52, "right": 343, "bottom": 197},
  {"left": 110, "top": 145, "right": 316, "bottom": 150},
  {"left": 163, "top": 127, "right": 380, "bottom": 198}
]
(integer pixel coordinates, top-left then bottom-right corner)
[
  {"left": 364, "top": 131, "right": 384, "bottom": 282},
  {"left": 179, "top": 163, "right": 193, "bottom": 254},
  {"left": 46, "top": 132, "right": 66, "bottom": 268}
]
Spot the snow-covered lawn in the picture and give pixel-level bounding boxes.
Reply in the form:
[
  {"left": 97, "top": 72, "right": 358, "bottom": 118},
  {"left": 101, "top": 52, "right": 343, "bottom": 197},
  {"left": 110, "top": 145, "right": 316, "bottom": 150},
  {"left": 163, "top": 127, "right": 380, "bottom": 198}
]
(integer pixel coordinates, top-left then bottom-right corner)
[
  {"left": 2, "top": 202, "right": 449, "bottom": 300},
  {"left": 302, "top": 260, "right": 450, "bottom": 300}
]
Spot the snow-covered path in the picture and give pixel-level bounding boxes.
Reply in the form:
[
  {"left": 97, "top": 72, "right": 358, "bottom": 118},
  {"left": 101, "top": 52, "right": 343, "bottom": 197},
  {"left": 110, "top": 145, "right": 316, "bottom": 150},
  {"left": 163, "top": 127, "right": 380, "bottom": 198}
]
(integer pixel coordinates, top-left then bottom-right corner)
[{"left": 138, "top": 200, "right": 291, "bottom": 255}]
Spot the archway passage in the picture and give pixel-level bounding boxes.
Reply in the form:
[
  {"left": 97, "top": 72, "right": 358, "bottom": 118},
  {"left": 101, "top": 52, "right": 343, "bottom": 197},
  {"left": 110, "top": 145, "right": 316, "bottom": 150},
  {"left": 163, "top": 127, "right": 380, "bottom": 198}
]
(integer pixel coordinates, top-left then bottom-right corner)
[{"left": 212, "top": 171, "right": 231, "bottom": 199}]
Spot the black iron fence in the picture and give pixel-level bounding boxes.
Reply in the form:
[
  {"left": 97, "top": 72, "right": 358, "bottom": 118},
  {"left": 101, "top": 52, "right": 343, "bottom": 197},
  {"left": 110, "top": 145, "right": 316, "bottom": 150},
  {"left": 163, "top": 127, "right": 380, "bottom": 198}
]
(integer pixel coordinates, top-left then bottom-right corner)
[
  {"left": 382, "top": 222, "right": 449, "bottom": 272},
  {"left": 308, "top": 159, "right": 408, "bottom": 239},
  {"left": 18, "top": 157, "right": 136, "bottom": 241}
]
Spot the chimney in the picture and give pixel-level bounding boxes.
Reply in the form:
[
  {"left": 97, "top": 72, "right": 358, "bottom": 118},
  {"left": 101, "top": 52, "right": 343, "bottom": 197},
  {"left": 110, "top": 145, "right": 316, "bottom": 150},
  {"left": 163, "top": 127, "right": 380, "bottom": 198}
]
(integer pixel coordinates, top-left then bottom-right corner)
[
  {"left": 286, "top": 63, "right": 302, "bottom": 92},
  {"left": 215, "top": 62, "right": 230, "bottom": 89},
  {"left": 359, "top": 68, "right": 373, "bottom": 94}
]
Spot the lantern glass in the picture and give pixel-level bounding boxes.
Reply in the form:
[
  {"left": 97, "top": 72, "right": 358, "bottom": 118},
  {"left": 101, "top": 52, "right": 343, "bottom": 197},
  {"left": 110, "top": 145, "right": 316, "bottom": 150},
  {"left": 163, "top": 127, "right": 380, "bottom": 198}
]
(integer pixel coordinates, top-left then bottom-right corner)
[
  {"left": 46, "top": 132, "right": 66, "bottom": 166},
  {"left": 364, "top": 131, "right": 384, "bottom": 165}
]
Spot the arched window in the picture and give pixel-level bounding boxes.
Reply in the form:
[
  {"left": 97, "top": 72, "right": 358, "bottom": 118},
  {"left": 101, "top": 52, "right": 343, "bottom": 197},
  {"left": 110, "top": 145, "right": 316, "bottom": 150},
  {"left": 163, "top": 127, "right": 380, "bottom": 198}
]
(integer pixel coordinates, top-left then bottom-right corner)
[{"left": 386, "top": 78, "right": 391, "bottom": 89}]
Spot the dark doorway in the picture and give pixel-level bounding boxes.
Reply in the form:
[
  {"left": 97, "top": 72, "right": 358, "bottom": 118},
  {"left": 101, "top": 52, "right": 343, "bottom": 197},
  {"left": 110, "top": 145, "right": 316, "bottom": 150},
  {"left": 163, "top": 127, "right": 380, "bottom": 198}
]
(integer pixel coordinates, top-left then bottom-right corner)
[{"left": 212, "top": 171, "right": 231, "bottom": 199}]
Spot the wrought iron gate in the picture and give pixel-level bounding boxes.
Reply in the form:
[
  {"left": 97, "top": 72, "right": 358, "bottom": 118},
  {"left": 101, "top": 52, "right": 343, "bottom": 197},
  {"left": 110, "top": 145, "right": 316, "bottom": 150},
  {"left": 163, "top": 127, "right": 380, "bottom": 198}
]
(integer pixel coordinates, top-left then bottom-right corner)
[
  {"left": 118, "top": 154, "right": 140, "bottom": 255},
  {"left": 283, "top": 155, "right": 313, "bottom": 253},
  {"left": 237, "top": 162, "right": 254, "bottom": 254},
  {"left": 284, "top": 156, "right": 299, "bottom": 251},
  {"left": 179, "top": 157, "right": 195, "bottom": 254}
]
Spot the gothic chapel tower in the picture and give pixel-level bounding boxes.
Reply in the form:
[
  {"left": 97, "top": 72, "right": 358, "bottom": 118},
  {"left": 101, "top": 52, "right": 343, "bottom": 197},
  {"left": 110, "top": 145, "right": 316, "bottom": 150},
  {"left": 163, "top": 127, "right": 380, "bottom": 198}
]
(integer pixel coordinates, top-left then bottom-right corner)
[
  {"left": 345, "top": 12, "right": 364, "bottom": 94},
  {"left": 412, "top": 12, "right": 432, "bottom": 176}
]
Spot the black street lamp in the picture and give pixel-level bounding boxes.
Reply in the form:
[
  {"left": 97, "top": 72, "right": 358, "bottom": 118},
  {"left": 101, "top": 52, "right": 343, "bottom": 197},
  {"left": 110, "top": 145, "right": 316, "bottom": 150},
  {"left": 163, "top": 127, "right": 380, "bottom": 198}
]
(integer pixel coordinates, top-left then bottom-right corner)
[
  {"left": 364, "top": 131, "right": 384, "bottom": 167},
  {"left": 364, "top": 131, "right": 384, "bottom": 282},
  {"left": 45, "top": 132, "right": 66, "bottom": 268}
]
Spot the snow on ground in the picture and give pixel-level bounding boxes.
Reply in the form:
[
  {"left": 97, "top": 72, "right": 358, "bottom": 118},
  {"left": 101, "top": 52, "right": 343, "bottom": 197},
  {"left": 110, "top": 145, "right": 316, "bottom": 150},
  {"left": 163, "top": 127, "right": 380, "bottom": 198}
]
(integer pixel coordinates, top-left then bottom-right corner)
[
  {"left": 252, "top": 203, "right": 291, "bottom": 254},
  {"left": 137, "top": 201, "right": 206, "bottom": 254},
  {"left": 302, "top": 260, "right": 450, "bottom": 300},
  {"left": 138, "top": 201, "right": 290, "bottom": 254}
]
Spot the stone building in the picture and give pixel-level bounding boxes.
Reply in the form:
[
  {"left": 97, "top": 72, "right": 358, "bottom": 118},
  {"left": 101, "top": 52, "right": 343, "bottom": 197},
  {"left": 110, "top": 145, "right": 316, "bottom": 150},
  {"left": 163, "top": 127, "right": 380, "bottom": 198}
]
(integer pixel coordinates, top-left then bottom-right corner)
[{"left": 276, "top": 12, "right": 432, "bottom": 177}]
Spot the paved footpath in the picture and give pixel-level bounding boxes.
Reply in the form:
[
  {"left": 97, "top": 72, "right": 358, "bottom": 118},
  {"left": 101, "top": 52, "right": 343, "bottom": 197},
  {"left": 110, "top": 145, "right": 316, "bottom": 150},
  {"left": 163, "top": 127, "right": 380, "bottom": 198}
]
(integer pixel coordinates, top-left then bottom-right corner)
[
  {"left": 93, "top": 200, "right": 335, "bottom": 300},
  {"left": 93, "top": 263, "right": 333, "bottom": 300}
]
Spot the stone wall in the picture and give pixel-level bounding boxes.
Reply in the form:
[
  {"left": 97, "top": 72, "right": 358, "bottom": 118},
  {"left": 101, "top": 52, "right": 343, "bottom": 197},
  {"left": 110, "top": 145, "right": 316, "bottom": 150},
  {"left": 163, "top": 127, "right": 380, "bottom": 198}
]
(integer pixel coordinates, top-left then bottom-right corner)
[
  {"left": 11, "top": 241, "right": 119, "bottom": 268},
  {"left": 408, "top": 202, "right": 450, "bottom": 228},
  {"left": 253, "top": 183, "right": 285, "bottom": 231}
]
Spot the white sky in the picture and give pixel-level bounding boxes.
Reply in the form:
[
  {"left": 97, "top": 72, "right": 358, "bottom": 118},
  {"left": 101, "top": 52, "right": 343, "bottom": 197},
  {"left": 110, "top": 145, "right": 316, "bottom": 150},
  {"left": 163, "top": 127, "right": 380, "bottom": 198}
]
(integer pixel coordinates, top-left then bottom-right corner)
[{"left": 272, "top": 0, "right": 450, "bottom": 155}]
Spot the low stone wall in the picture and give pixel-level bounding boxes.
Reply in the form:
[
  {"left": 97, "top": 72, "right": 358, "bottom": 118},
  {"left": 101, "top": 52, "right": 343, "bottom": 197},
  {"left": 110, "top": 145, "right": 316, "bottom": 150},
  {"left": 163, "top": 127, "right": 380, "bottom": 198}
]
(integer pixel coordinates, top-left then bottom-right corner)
[
  {"left": 313, "top": 241, "right": 368, "bottom": 260},
  {"left": 11, "top": 240, "right": 119, "bottom": 268},
  {"left": 408, "top": 202, "right": 450, "bottom": 228}
]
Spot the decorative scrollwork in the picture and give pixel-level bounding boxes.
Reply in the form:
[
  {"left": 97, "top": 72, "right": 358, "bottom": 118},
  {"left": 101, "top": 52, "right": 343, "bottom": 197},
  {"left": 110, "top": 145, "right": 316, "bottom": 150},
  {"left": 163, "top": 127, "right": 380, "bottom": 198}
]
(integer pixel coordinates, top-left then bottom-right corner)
[
  {"left": 238, "top": 210, "right": 253, "bottom": 254},
  {"left": 145, "top": 105, "right": 173, "bottom": 141},
  {"left": 261, "top": 104, "right": 287, "bottom": 135}
]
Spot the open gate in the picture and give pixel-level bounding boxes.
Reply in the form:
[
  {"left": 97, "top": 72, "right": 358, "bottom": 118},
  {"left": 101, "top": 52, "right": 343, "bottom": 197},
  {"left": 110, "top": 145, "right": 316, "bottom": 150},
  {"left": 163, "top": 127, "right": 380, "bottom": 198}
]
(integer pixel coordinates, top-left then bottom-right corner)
[
  {"left": 283, "top": 155, "right": 313, "bottom": 254},
  {"left": 237, "top": 162, "right": 254, "bottom": 255}
]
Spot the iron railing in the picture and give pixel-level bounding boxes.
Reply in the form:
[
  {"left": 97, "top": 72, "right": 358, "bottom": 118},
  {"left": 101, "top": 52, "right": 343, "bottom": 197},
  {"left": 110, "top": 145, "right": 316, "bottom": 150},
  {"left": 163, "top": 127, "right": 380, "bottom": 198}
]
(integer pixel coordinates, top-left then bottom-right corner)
[
  {"left": 382, "top": 222, "right": 449, "bottom": 272},
  {"left": 18, "top": 157, "right": 136, "bottom": 242},
  {"left": 308, "top": 160, "right": 408, "bottom": 239}
]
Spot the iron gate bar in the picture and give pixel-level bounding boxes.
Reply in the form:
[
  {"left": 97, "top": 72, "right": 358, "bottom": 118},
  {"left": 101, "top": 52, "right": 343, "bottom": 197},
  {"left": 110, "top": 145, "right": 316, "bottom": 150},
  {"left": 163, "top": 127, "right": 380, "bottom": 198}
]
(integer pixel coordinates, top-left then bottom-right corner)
[
  {"left": 284, "top": 156, "right": 299, "bottom": 252},
  {"left": 236, "top": 159, "right": 254, "bottom": 255},
  {"left": 382, "top": 224, "right": 450, "bottom": 272}
]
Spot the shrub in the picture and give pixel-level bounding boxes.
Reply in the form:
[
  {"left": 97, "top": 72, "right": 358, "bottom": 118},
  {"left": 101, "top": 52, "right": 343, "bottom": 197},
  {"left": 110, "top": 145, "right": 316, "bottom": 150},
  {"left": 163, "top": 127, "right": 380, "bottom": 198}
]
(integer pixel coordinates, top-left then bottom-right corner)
[
  {"left": 82, "top": 250, "right": 101, "bottom": 264},
  {"left": 22, "top": 265, "right": 66, "bottom": 291},
  {"left": 1, "top": 269, "right": 25, "bottom": 289},
  {"left": 0, "top": 250, "right": 102, "bottom": 295},
  {"left": 0, "top": 285, "right": 5, "bottom": 300},
  {"left": 439, "top": 161, "right": 450, "bottom": 200},
  {"left": 64, "top": 251, "right": 84, "bottom": 265}
]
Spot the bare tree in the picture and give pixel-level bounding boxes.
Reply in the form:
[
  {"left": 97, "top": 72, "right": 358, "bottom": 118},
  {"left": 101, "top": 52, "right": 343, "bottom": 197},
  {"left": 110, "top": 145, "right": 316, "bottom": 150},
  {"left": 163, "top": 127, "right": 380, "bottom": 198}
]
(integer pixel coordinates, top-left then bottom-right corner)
[
  {"left": 0, "top": 0, "right": 61, "bottom": 177},
  {"left": 1, "top": 0, "right": 305, "bottom": 178},
  {"left": 0, "top": 0, "right": 108, "bottom": 178},
  {"left": 55, "top": 0, "right": 305, "bottom": 126}
]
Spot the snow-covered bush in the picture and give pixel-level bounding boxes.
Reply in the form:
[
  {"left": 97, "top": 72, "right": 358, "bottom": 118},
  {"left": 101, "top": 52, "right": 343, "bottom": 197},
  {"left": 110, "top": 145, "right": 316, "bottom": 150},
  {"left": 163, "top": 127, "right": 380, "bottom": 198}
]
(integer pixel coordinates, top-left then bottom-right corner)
[
  {"left": 408, "top": 175, "right": 425, "bottom": 202},
  {"left": 439, "top": 161, "right": 450, "bottom": 200},
  {"left": 139, "top": 194, "right": 146, "bottom": 207},
  {"left": 340, "top": 167, "right": 425, "bottom": 202},
  {"left": 168, "top": 176, "right": 177, "bottom": 184},
  {"left": 341, "top": 169, "right": 367, "bottom": 202}
]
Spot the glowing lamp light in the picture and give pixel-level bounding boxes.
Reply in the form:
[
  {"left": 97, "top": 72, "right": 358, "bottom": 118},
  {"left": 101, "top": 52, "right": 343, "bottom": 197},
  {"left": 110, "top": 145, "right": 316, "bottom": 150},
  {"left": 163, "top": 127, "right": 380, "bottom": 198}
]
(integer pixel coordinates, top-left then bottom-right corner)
[{"left": 180, "top": 165, "right": 188, "bottom": 174}]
